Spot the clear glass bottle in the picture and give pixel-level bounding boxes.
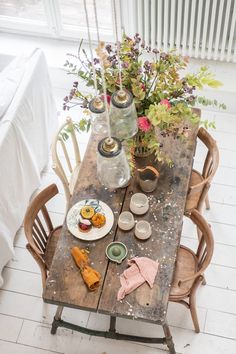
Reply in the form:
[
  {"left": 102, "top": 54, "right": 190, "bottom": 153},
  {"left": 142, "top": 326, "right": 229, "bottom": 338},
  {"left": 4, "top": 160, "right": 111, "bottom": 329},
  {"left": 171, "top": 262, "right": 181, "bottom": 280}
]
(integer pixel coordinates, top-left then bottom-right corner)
[
  {"left": 97, "top": 137, "right": 131, "bottom": 189},
  {"left": 89, "top": 96, "right": 108, "bottom": 135},
  {"left": 109, "top": 89, "right": 138, "bottom": 140}
]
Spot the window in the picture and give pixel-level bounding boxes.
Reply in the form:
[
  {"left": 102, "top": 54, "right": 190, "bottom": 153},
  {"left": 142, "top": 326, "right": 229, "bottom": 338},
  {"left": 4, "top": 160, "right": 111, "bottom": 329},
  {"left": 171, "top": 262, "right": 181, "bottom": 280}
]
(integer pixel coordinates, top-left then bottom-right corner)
[
  {"left": 0, "top": 0, "right": 51, "bottom": 35},
  {"left": 0, "top": 0, "right": 115, "bottom": 41}
]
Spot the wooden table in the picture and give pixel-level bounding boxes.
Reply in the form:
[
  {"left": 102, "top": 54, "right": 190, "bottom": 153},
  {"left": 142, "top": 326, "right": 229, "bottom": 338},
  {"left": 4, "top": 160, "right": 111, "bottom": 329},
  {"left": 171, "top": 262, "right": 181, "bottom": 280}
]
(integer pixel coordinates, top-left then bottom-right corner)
[{"left": 43, "top": 120, "right": 198, "bottom": 354}]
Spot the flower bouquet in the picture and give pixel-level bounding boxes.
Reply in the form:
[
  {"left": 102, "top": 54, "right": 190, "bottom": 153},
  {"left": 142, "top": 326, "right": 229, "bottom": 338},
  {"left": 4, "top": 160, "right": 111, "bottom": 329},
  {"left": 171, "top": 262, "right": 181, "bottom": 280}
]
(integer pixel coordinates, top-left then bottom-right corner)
[{"left": 63, "top": 34, "right": 225, "bottom": 166}]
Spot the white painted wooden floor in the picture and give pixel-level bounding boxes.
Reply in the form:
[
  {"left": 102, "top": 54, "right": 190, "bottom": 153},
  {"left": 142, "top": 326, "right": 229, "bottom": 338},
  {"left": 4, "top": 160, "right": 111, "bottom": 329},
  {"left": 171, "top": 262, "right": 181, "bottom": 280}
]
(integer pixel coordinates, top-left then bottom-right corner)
[{"left": 1, "top": 34, "right": 236, "bottom": 353}]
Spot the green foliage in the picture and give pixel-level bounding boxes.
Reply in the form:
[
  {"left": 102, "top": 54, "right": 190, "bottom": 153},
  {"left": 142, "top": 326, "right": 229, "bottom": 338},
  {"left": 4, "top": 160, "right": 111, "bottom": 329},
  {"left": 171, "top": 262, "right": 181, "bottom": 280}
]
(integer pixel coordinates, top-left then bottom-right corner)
[
  {"left": 185, "top": 66, "right": 223, "bottom": 90},
  {"left": 197, "top": 96, "right": 226, "bottom": 110},
  {"left": 59, "top": 119, "right": 91, "bottom": 142},
  {"left": 62, "top": 34, "right": 226, "bottom": 165}
]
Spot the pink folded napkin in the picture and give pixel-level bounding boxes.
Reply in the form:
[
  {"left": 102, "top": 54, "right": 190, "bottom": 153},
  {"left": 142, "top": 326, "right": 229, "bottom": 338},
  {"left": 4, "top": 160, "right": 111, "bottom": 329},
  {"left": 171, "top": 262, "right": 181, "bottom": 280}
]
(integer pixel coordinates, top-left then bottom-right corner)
[{"left": 117, "top": 257, "right": 159, "bottom": 301}]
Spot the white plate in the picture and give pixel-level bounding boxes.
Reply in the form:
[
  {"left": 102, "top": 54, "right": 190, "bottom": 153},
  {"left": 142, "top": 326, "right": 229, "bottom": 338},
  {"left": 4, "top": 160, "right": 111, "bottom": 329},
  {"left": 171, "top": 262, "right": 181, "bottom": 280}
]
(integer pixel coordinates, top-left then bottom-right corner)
[{"left": 66, "top": 199, "right": 114, "bottom": 241}]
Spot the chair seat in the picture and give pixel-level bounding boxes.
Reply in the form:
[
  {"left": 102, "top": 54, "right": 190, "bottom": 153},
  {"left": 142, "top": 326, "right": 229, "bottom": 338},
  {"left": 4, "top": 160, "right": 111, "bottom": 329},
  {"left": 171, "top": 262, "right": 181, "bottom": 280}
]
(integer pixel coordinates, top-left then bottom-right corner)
[
  {"left": 189, "top": 169, "right": 204, "bottom": 186},
  {"left": 185, "top": 169, "right": 204, "bottom": 211},
  {"left": 169, "top": 246, "right": 198, "bottom": 299},
  {"left": 44, "top": 226, "right": 62, "bottom": 269},
  {"left": 69, "top": 164, "right": 80, "bottom": 195}
]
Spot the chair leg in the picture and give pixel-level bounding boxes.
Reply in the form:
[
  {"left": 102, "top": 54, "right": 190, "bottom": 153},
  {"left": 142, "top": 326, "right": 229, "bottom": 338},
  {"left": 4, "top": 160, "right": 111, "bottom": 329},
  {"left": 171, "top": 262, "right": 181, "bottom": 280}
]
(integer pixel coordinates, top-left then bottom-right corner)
[
  {"left": 189, "top": 281, "right": 201, "bottom": 333},
  {"left": 205, "top": 193, "right": 210, "bottom": 210},
  {"left": 51, "top": 306, "right": 64, "bottom": 334}
]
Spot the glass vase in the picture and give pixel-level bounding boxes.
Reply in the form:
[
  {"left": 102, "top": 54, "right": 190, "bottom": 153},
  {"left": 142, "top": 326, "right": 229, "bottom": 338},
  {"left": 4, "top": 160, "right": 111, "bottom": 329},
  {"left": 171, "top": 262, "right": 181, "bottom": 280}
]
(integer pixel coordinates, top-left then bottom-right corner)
[{"left": 133, "top": 130, "right": 152, "bottom": 158}]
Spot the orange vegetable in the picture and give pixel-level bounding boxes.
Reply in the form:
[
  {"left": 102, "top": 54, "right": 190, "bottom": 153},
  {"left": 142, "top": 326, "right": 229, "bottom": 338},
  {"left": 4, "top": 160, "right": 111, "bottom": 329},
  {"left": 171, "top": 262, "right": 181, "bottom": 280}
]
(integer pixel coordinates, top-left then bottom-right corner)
[{"left": 91, "top": 213, "right": 106, "bottom": 228}]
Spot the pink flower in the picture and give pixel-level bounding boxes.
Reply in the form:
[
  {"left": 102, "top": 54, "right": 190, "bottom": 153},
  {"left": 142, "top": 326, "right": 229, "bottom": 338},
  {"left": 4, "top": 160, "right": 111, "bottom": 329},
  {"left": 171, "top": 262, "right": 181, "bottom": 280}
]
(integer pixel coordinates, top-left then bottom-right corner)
[
  {"left": 101, "top": 94, "right": 111, "bottom": 105},
  {"left": 160, "top": 99, "right": 171, "bottom": 109},
  {"left": 140, "top": 83, "right": 146, "bottom": 91},
  {"left": 138, "top": 116, "right": 151, "bottom": 132}
]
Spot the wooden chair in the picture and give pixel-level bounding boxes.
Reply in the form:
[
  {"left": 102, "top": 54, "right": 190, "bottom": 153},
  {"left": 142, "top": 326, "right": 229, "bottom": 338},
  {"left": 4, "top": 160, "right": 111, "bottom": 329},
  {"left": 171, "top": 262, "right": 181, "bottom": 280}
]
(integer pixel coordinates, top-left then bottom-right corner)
[
  {"left": 51, "top": 117, "right": 81, "bottom": 208},
  {"left": 169, "top": 209, "right": 214, "bottom": 333},
  {"left": 185, "top": 127, "right": 219, "bottom": 213},
  {"left": 24, "top": 184, "right": 62, "bottom": 289}
]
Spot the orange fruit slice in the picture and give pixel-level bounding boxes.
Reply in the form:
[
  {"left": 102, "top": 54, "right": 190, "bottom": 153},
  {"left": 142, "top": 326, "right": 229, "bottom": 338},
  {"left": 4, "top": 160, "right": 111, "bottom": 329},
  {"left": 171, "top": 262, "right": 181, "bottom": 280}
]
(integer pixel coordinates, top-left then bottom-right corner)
[
  {"left": 91, "top": 213, "right": 106, "bottom": 228},
  {"left": 80, "top": 206, "right": 95, "bottom": 219}
]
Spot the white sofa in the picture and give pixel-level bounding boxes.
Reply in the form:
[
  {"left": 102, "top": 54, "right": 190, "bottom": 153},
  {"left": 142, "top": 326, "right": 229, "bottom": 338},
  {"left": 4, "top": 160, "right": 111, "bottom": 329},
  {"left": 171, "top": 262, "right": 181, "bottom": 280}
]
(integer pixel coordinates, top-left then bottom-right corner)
[{"left": 0, "top": 49, "right": 58, "bottom": 286}]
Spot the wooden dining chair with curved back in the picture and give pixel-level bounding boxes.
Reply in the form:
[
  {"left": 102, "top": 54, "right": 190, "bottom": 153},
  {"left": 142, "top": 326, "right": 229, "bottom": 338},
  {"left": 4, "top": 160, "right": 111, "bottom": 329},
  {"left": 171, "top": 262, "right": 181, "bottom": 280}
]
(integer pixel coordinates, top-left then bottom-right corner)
[
  {"left": 185, "top": 127, "right": 219, "bottom": 213},
  {"left": 24, "top": 184, "right": 62, "bottom": 289},
  {"left": 169, "top": 209, "right": 214, "bottom": 333},
  {"left": 51, "top": 117, "right": 81, "bottom": 208}
]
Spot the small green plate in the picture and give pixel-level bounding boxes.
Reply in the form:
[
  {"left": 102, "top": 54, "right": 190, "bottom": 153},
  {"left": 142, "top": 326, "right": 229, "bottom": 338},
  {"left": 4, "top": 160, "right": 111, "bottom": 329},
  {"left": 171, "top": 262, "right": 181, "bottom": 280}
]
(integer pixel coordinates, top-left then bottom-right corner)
[{"left": 106, "top": 242, "right": 128, "bottom": 264}]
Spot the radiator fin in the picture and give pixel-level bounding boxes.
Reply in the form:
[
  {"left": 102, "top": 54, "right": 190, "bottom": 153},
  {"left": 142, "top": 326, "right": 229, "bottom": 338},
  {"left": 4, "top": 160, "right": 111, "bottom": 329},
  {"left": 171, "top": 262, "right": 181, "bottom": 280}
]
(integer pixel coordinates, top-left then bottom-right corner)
[{"left": 121, "top": 0, "right": 236, "bottom": 62}]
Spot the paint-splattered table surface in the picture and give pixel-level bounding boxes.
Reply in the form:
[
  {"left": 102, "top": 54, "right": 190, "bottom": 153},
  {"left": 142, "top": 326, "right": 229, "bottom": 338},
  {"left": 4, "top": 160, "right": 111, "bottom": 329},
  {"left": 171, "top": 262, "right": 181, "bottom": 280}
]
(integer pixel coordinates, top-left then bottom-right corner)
[{"left": 43, "top": 119, "right": 198, "bottom": 324}]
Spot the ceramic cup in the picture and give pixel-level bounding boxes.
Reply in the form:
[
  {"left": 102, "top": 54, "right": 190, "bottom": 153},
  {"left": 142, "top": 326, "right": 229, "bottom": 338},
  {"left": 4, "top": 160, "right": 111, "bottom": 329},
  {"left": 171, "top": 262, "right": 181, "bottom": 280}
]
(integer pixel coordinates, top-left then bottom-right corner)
[
  {"left": 118, "top": 211, "right": 135, "bottom": 231},
  {"left": 135, "top": 220, "right": 152, "bottom": 240},
  {"left": 130, "top": 193, "right": 149, "bottom": 215},
  {"left": 137, "top": 166, "right": 159, "bottom": 193}
]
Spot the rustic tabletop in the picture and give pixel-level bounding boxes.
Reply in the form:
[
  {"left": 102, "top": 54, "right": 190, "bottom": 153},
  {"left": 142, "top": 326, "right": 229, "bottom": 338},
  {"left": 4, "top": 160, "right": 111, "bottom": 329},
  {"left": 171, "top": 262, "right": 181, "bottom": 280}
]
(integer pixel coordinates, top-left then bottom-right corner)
[{"left": 43, "top": 117, "right": 198, "bottom": 327}]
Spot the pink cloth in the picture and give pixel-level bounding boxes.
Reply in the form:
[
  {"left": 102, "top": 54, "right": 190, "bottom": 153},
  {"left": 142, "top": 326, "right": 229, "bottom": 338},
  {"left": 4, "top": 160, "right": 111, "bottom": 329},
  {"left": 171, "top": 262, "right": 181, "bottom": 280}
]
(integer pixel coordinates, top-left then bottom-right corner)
[{"left": 117, "top": 257, "right": 159, "bottom": 301}]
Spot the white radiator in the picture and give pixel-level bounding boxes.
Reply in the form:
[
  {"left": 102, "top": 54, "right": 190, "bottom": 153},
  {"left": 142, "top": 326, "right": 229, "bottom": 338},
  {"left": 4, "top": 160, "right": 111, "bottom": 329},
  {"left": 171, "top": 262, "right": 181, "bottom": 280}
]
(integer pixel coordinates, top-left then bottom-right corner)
[{"left": 120, "top": 0, "right": 236, "bottom": 62}]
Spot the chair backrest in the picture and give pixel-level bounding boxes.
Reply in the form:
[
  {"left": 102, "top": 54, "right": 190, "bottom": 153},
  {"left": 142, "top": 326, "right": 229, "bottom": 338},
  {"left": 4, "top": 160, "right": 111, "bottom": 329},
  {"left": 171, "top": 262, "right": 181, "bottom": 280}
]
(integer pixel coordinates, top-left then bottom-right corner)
[
  {"left": 186, "top": 127, "right": 219, "bottom": 211},
  {"left": 51, "top": 117, "right": 81, "bottom": 204},
  {"left": 24, "top": 184, "right": 59, "bottom": 288},
  {"left": 198, "top": 127, "right": 219, "bottom": 180},
  {"left": 179, "top": 209, "right": 214, "bottom": 287}
]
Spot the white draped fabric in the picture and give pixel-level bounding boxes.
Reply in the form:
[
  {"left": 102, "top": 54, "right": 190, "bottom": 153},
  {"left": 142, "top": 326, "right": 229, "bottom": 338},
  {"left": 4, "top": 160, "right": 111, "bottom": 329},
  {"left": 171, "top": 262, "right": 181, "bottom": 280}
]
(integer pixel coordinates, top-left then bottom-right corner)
[{"left": 0, "top": 49, "right": 58, "bottom": 286}]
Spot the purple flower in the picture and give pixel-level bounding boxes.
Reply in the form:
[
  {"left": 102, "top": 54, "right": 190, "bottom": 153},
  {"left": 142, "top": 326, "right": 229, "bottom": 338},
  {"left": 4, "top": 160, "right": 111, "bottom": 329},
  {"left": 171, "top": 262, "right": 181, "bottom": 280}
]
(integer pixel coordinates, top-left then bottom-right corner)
[
  {"left": 153, "top": 48, "right": 159, "bottom": 54},
  {"left": 105, "top": 44, "right": 112, "bottom": 54},
  {"left": 187, "top": 95, "right": 195, "bottom": 103},
  {"left": 122, "top": 62, "right": 129, "bottom": 68},
  {"left": 144, "top": 60, "right": 151, "bottom": 71},
  {"left": 160, "top": 52, "right": 168, "bottom": 59},
  {"left": 94, "top": 58, "right": 100, "bottom": 65},
  {"left": 134, "top": 33, "right": 141, "bottom": 44}
]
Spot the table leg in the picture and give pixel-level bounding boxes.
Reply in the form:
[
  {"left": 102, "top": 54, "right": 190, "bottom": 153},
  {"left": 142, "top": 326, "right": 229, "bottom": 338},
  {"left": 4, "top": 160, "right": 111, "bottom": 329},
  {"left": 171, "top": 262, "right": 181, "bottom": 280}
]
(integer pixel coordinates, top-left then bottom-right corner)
[
  {"left": 51, "top": 306, "right": 64, "bottom": 335},
  {"left": 109, "top": 316, "right": 116, "bottom": 333},
  {"left": 162, "top": 321, "right": 176, "bottom": 354}
]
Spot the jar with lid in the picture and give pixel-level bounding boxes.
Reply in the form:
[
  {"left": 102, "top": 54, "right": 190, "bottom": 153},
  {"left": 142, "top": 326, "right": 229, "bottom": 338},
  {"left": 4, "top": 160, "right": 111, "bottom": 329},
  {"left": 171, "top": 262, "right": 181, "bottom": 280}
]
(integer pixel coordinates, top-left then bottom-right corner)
[
  {"left": 109, "top": 89, "right": 138, "bottom": 140},
  {"left": 97, "top": 137, "right": 130, "bottom": 189},
  {"left": 89, "top": 96, "right": 108, "bottom": 135}
]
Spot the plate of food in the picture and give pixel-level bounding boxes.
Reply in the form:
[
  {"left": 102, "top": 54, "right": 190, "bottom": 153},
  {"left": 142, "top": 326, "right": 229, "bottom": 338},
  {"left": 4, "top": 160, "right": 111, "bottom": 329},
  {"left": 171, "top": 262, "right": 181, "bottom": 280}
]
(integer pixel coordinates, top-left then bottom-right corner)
[{"left": 66, "top": 199, "right": 114, "bottom": 241}]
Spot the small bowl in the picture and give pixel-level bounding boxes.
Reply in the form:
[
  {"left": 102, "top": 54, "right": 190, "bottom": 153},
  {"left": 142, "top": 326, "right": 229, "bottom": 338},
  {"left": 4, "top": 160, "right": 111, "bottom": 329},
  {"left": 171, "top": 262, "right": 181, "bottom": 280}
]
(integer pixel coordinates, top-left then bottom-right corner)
[
  {"left": 118, "top": 211, "right": 135, "bottom": 231},
  {"left": 135, "top": 220, "right": 152, "bottom": 240},
  {"left": 106, "top": 242, "right": 128, "bottom": 263},
  {"left": 130, "top": 193, "right": 149, "bottom": 215}
]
